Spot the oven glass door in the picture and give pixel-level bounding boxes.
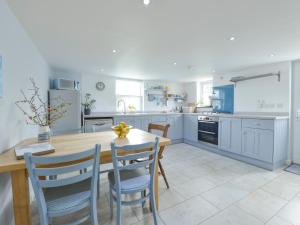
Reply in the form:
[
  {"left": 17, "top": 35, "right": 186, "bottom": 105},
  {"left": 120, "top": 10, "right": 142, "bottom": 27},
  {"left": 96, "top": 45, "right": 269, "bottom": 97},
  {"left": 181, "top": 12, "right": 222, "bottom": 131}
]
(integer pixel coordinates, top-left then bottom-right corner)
[{"left": 198, "top": 121, "right": 218, "bottom": 145}]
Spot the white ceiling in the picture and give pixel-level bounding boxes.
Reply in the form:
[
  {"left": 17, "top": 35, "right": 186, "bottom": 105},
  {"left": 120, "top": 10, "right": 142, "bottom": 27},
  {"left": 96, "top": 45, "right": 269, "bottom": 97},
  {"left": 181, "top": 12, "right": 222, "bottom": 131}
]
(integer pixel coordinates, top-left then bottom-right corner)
[{"left": 8, "top": 0, "right": 300, "bottom": 81}]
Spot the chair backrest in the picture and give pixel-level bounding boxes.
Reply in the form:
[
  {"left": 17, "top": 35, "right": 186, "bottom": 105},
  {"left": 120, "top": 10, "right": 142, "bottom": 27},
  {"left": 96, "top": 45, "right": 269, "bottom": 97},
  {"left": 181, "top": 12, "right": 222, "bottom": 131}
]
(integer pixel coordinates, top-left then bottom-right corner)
[
  {"left": 24, "top": 145, "right": 101, "bottom": 213},
  {"left": 111, "top": 137, "right": 159, "bottom": 192},
  {"left": 148, "top": 123, "right": 170, "bottom": 157}
]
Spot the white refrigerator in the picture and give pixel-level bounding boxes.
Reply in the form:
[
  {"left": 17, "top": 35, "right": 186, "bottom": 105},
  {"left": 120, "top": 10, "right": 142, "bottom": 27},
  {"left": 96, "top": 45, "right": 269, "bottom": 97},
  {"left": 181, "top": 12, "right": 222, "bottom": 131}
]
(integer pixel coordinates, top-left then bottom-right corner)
[{"left": 48, "top": 90, "right": 82, "bottom": 135}]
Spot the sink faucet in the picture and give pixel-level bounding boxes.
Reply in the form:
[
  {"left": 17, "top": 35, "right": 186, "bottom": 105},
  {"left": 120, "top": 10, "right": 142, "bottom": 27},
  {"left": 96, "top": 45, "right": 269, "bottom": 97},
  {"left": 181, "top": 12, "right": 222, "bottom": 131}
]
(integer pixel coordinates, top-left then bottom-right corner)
[{"left": 117, "top": 99, "right": 126, "bottom": 114}]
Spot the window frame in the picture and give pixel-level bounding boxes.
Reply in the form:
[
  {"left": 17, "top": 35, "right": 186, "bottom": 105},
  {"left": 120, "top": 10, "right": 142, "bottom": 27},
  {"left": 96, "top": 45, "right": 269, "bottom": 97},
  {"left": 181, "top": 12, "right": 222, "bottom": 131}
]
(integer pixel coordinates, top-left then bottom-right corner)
[
  {"left": 197, "top": 80, "right": 213, "bottom": 107},
  {"left": 115, "top": 79, "right": 144, "bottom": 112}
]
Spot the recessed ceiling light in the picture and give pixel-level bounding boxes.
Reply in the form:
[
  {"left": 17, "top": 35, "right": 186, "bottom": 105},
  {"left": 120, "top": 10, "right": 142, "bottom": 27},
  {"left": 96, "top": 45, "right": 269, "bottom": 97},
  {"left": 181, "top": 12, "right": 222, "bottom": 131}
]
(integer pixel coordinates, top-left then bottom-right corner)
[
  {"left": 270, "top": 53, "right": 275, "bottom": 57},
  {"left": 229, "top": 36, "right": 236, "bottom": 41},
  {"left": 112, "top": 49, "right": 117, "bottom": 53},
  {"left": 173, "top": 62, "right": 177, "bottom": 66},
  {"left": 143, "top": 0, "right": 150, "bottom": 5}
]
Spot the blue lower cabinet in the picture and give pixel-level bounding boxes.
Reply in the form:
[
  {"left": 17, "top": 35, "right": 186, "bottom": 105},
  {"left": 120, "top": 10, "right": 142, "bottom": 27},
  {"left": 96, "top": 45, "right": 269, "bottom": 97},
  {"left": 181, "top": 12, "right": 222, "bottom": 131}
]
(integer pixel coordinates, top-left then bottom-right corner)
[
  {"left": 219, "top": 118, "right": 242, "bottom": 154},
  {"left": 167, "top": 115, "right": 183, "bottom": 141},
  {"left": 183, "top": 115, "right": 198, "bottom": 142},
  {"left": 242, "top": 126, "right": 274, "bottom": 163}
]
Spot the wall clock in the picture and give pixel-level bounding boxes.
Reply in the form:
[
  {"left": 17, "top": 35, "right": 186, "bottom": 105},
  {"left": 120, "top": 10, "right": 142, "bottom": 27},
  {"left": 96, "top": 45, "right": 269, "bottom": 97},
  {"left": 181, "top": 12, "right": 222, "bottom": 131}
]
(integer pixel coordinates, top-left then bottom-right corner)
[{"left": 96, "top": 81, "right": 105, "bottom": 91}]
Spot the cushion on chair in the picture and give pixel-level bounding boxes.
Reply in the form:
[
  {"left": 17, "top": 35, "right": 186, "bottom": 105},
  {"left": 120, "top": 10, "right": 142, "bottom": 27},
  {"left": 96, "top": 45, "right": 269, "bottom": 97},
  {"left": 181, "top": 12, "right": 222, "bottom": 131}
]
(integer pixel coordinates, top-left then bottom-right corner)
[{"left": 108, "top": 168, "right": 150, "bottom": 191}]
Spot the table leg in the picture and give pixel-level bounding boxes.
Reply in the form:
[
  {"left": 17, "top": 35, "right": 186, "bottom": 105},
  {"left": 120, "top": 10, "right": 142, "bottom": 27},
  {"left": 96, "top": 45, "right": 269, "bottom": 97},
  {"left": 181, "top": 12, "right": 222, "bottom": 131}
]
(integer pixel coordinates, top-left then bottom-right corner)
[{"left": 11, "top": 169, "right": 31, "bottom": 225}]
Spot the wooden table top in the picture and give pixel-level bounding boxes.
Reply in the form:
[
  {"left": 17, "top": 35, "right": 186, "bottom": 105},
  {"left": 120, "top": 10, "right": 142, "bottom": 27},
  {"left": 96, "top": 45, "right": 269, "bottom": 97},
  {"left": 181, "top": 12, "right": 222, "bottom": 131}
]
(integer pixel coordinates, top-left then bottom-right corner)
[{"left": 0, "top": 129, "right": 171, "bottom": 173}]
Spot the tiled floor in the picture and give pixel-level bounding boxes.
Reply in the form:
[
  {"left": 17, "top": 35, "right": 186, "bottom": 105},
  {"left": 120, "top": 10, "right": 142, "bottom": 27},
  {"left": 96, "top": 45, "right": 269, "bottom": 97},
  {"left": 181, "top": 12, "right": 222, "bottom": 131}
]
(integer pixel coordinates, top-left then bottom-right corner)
[{"left": 31, "top": 143, "right": 300, "bottom": 225}]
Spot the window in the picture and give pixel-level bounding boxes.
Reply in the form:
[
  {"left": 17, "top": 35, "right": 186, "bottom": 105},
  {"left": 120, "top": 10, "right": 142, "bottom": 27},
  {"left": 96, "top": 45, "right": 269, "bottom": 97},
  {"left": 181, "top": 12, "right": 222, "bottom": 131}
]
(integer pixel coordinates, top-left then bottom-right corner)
[
  {"left": 116, "top": 79, "right": 144, "bottom": 112},
  {"left": 197, "top": 80, "right": 213, "bottom": 107}
]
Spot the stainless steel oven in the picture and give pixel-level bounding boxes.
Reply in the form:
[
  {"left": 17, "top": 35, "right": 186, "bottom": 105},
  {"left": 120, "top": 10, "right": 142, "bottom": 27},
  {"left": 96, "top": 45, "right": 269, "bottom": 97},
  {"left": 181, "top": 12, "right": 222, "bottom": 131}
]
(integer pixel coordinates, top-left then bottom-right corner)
[{"left": 198, "top": 116, "right": 219, "bottom": 145}]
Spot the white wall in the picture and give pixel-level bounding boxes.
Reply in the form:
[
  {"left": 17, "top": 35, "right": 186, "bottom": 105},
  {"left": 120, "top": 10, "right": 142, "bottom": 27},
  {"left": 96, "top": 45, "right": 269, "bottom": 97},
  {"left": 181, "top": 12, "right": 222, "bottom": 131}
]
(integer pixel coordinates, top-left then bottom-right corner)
[
  {"left": 144, "top": 80, "right": 184, "bottom": 111},
  {"left": 0, "top": 1, "right": 50, "bottom": 224},
  {"left": 291, "top": 60, "right": 300, "bottom": 163},
  {"left": 81, "top": 73, "right": 117, "bottom": 112},
  {"left": 183, "top": 82, "right": 197, "bottom": 104},
  {"left": 213, "top": 62, "right": 291, "bottom": 113},
  {"left": 78, "top": 73, "right": 185, "bottom": 112}
]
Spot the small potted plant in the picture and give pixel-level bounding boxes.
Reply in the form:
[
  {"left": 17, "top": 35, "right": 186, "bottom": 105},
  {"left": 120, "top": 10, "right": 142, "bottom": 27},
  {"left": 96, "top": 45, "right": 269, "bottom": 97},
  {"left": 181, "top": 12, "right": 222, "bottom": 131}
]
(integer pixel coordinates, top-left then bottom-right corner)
[
  {"left": 82, "top": 93, "right": 96, "bottom": 115},
  {"left": 15, "top": 78, "right": 71, "bottom": 141}
]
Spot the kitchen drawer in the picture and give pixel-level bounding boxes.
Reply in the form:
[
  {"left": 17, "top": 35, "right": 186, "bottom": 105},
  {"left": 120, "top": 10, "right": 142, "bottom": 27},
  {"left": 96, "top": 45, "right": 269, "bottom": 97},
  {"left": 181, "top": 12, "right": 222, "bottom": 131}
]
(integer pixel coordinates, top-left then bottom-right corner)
[{"left": 242, "top": 119, "right": 274, "bottom": 130}]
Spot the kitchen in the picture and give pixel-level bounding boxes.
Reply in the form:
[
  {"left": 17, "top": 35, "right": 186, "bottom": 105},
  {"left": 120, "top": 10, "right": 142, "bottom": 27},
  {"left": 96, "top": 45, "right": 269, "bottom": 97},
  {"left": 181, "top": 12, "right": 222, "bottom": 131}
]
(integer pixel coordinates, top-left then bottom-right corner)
[
  {"left": 49, "top": 61, "right": 290, "bottom": 171},
  {"left": 1, "top": 1, "right": 300, "bottom": 225}
]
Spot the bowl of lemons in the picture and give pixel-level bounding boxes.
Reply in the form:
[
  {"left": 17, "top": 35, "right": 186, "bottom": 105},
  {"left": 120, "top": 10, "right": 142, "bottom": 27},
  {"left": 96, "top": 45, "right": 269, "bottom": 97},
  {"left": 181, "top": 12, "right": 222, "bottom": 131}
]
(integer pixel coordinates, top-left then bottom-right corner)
[{"left": 112, "top": 122, "right": 133, "bottom": 138}]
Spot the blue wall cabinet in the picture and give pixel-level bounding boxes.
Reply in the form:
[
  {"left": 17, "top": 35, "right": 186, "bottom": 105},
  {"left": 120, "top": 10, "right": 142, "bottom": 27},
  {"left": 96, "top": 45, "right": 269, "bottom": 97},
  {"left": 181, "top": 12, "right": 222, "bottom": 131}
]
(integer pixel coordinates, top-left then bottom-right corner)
[
  {"left": 183, "top": 115, "right": 198, "bottom": 142},
  {"left": 219, "top": 118, "right": 242, "bottom": 154}
]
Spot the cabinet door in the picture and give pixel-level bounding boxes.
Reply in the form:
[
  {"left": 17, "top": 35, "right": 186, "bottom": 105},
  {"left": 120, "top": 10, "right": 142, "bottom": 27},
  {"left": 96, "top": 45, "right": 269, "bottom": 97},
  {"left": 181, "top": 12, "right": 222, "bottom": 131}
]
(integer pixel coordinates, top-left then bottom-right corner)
[
  {"left": 256, "top": 129, "right": 274, "bottom": 163},
  {"left": 184, "top": 115, "right": 198, "bottom": 142},
  {"left": 139, "top": 116, "right": 152, "bottom": 131},
  {"left": 151, "top": 115, "right": 167, "bottom": 123},
  {"left": 113, "top": 117, "right": 124, "bottom": 125},
  {"left": 242, "top": 128, "right": 257, "bottom": 158},
  {"left": 230, "top": 119, "right": 242, "bottom": 154},
  {"left": 117, "top": 116, "right": 136, "bottom": 127},
  {"left": 219, "top": 118, "right": 231, "bottom": 151},
  {"left": 175, "top": 115, "right": 183, "bottom": 140},
  {"left": 167, "top": 116, "right": 176, "bottom": 140}
]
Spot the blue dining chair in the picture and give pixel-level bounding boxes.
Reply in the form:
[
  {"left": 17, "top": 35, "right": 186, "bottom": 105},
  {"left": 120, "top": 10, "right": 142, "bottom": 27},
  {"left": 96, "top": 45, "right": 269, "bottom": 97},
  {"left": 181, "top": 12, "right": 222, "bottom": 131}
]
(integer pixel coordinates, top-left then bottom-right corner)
[
  {"left": 24, "top": 145, "right": 101, "bottom": 225},
  {"left": 108, "top": 137, "right": 159, "bottom": 225}
]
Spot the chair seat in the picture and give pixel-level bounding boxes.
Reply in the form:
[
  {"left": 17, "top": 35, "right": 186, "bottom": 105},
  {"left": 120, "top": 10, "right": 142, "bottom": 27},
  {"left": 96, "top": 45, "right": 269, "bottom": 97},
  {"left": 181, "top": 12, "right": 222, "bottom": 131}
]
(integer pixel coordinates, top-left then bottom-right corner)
[
  {"left": 108, "top": 168, "right": 150, "bottom": 192},
  {"left": 44, "top": 179, "right": 92, "bottom": 217}
]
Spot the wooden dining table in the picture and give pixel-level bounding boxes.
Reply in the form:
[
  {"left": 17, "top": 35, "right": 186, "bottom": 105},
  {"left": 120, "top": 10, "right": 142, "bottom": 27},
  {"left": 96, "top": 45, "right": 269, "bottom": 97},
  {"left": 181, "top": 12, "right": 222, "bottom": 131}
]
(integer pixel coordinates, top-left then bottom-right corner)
[{"left": 0, "top": 129, "right": 171, "bottom": 225}]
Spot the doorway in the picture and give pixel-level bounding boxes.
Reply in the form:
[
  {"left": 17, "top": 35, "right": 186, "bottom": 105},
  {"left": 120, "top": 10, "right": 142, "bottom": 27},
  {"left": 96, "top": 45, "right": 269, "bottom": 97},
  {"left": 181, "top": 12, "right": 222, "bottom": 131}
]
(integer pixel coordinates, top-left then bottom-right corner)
[{"left": 292, "top": 60, "right": 300, "bottom": 164}]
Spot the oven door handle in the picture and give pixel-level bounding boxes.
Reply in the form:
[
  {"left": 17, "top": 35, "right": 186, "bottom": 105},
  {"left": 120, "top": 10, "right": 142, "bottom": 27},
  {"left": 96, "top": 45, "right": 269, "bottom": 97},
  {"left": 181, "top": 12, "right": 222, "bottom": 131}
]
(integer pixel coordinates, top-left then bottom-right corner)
[
  {"left": 198, "top": 130, "right": 216, "bottom": 135},
  {"left": 198, "top": 121, "right": 218, "bottom": 124}
]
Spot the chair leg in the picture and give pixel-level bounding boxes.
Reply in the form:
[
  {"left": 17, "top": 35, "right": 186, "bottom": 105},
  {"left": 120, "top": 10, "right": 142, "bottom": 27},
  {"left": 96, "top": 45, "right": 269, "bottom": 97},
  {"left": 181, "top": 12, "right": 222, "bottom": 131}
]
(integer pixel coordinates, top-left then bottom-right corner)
[
  {"left": 91, "top": 200, "right": 99, "bottom": 225},
  {"left": 97, "top": 174, "right": 100, "bottom": 199},
  {"left": 116, "top": 199, "right": 122, "bottom": 225},
  {"left": 158, "top": 160, "right": 170, "bottom": 189},
  {"left": 150, "top": 190, "right": 158, "bottom": 225},
  {"left": 109, "top": 186, "right": 113, "bottom": 219},
  {"left": 141, "top": 190, "right": 146, "bottom": 208}
]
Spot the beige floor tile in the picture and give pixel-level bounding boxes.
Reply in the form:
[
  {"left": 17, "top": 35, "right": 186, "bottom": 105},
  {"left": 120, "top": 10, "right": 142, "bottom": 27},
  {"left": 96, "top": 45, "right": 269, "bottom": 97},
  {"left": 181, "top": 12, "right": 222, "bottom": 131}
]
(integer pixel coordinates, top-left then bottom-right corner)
[
  {"left": 265, "top": 216, "right": 293, "bottom": 225},
  {"left": 200, "top": 205, "right": 263, "bottom": 225},
  {"left": 201, "top": 183, "right": 249, "bottom": 209},
  {"left": 203, "top": 168, "right": 240, "bottom": 185},
  {"left": 131, "top": 215, "right": 165, "bottom": 225},
  {"left": 277, "top": 196, "right": 300, "bottom": 224},
  {"left": 229, "top": 171, "right": 278, "bottom": 192},
  {"left": 173, "top": 177, "right": 216, "bottom": 199},
  {"left": 160, "top": 196, "right": 219, "bottom": 225},
  {"left": 205, "top": 157, "right": 239, "bottom": 170},
  {"left": 236, "top": 189, "right": 287, "bottom": 223},
  {"left": 261, "top": 178, "right": 300, "bottom": 200}
]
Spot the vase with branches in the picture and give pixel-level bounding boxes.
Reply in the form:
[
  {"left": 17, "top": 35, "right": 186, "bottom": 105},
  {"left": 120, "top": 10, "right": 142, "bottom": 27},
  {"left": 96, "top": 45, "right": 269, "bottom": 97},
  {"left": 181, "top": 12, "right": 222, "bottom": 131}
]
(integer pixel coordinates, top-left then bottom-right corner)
[
  {"left": 15, "top": 78, "right": 71, "bottom": 141},
  {"left": 82, "top": 93, "right": 96, "bottom": 115}
]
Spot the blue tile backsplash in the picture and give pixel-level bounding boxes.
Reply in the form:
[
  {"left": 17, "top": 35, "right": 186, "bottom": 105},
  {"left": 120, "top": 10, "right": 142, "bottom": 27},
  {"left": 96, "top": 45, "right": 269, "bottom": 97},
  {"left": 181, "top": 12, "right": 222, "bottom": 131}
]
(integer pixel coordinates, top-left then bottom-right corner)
[{"left": 212, "top": 84, "right": 234, "bottom": 114}]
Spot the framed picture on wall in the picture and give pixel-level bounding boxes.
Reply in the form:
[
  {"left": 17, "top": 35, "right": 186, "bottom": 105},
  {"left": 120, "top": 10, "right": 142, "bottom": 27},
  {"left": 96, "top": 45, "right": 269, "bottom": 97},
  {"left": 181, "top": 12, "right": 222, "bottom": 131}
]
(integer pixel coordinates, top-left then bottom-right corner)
[{"left": 0, "top": 56, "right": 3, "bottom": 98}]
